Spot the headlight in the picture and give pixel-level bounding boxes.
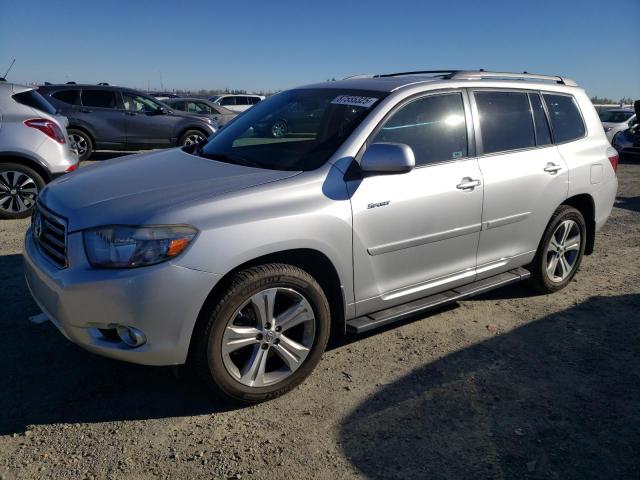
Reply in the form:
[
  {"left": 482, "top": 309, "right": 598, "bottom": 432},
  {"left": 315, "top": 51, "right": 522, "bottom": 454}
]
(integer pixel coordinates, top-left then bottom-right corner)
[{"left": 83, "top": 225, "right": 197, "bottom": 268}]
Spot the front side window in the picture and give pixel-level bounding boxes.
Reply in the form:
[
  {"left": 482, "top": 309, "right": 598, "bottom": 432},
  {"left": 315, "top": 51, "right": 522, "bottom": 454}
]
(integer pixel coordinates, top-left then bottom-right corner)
[
  {"left": 543, "top": 94, "right": 586, "bottom": 143},
  {"left": 81, "top": 90, "right": 118, "bottom": 109},
  {"left": 220, "top": 97, "right": 236, "bottom": 106},
  {"left": 187, "top": 101, "right": 211, "bottom": 114},
  {"left": 475, "top": 91, "right": 535, "bottom": 154},
  {"left": 373, "top": 93, "right": 467, "bottom": 166},
  {"left": 199, "top": 88, "right": 386, "bottom": 171},
  {"left": 122, "top": 93, "right": 162, "bottom": 112}
]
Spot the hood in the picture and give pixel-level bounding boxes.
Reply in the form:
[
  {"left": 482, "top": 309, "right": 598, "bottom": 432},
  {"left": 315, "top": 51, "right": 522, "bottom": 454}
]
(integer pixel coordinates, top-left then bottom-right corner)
[{"left": 39, "top": 148, "right": 300, "bottom": 231}]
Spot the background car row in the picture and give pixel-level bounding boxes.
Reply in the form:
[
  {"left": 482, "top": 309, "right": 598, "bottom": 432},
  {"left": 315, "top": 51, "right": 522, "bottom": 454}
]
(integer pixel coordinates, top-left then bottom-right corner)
[{"left": 38, "top": 84, "right": 218, "bottom": 161}]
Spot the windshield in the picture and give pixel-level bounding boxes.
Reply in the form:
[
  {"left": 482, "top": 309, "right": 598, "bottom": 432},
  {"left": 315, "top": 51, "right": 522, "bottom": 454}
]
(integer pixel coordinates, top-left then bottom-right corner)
[
  {"left": 198, "top": 88, "right": 387, "bottom": 171},
  {"left": 599, "top": 110, "right": 634, "bottom": 123},
  {"left": 12, "top": 89, "right": 57, "bottom": 115}
]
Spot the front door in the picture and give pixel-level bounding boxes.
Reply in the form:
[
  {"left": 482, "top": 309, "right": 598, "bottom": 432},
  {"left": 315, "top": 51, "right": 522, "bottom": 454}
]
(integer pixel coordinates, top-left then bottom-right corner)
[
  {"left": 122, "top": 93, "right": 176, "bottom": 148},
  {"left": 350, "top": 91, "right": 484, "bottom": 315}
]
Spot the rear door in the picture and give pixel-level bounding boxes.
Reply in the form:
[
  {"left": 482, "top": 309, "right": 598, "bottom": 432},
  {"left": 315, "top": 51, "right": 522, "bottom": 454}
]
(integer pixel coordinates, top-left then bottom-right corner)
[
  {"left": 351, "top": 90, "right": 484, "bottom": 314},
  {"left": 471, "top": 90, "right": 568, "bottom": 277},
  {"left": 122, "top": 92, "right": 176, "bottom": 148},
  {"left": 79, "top": 89, "right": 126, "bottom": 147}
]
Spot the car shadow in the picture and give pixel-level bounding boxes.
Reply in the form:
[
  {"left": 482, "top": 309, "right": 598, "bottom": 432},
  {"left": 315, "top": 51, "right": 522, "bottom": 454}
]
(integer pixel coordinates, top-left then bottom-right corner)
[
  {"left": 86, "top": 151, "right": 138, "bottom": 162},
  {"left": 0, "top": 253, "right": 235, "bottom": 435},
  {"left": 339, "top": 293, "right": 640, "bottom": 479},
  {"left": 614, "top": 196, "right": 640, "bottom": 213}
]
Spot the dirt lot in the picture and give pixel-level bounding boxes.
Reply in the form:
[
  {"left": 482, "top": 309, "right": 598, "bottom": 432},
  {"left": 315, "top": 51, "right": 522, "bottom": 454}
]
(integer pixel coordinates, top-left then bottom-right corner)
[{"left": 0, "top": 158, "right": 638, "bottom": 480}]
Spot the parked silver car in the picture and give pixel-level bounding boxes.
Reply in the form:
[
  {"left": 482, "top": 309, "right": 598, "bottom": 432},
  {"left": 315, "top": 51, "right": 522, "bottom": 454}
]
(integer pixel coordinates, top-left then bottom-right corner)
[
  {"left": 163, "top": 98, "right": 238, "bottom": 127},
  {"left": 24, "top": 70, "right": 618, "bottom": 402},
  {"left": 0, "top": 82, "right": 78, "bottom": 219}
]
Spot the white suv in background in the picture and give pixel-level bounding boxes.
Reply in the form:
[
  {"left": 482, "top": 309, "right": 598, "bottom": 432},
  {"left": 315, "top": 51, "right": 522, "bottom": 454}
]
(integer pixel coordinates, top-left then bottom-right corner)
[
  {"left": 599, "top": 108, "right": 636, "bottom": 141},
  {"left": 208, "top": 94, "right": 265, "bottom": 112}
]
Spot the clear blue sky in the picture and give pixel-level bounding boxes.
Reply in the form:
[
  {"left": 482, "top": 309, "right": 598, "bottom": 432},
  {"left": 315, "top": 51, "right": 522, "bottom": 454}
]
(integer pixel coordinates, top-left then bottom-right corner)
[{"left": 1, "top": 0, "right": 638, "bottom": 100}]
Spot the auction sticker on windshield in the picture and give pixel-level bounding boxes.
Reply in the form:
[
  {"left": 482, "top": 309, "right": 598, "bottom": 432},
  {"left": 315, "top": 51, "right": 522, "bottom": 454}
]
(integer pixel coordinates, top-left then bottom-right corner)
[{"left": 331, "top": 95, "right": 379, "bottom": 108}]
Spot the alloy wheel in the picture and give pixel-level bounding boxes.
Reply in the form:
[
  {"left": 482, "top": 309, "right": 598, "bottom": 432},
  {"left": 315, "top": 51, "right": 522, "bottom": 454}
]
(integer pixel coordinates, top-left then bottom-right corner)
[
  {"left": 69, "top": 133, "right": 88, "bottom": 156},
  {"left": 183, "top": 133, "right": 205, "bottom": 145},
  {"left": 0, "top": 170, "right": 39, "bottom": 214},
  {"left": 221, "top": 287, "right": 316, "bottom": 387},
  {"left": 271, "top": 120, "right": 287, "bottom": 138},
  {"left": 545, "top": 219, "right": 581, "bottom": 283}
]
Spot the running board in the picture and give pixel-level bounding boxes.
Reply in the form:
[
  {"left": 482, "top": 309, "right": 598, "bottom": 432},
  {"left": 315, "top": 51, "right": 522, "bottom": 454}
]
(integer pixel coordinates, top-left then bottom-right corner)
[{"left": 347, "top": 267, "right": 531, "bottom": 334}]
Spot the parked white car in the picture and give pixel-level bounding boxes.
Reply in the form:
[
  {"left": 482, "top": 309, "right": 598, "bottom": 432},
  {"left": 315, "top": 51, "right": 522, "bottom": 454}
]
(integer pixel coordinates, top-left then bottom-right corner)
[
  {"left": 208, "top": 94, "right": 265, "bottom": 112},
  {"left": 599, "top": 108, "right": 636, "bottom": 141}
]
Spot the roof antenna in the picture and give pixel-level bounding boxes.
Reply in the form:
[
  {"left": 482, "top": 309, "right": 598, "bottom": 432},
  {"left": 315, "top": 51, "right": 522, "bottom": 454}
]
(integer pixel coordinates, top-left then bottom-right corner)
[{"left": 1, "top": 58, "right": 16, "bottom": 81}]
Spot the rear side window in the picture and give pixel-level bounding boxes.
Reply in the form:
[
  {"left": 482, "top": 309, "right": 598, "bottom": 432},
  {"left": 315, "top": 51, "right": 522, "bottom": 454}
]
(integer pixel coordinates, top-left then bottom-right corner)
[
  {"left": 51, "top": 90, "right": 80, "bottom": 105},
  {"left": 81, "top": 90, "right": 118, "bottom": 109},
  {"left": 528, "top": 93, "right": 552, "bottom": 146},
  {"left": 220, "top": 97, "right": 236, "bottom": 106},
  {"left": 373, "top": 92, "right": 468, "bottom": 166},
  {"left": 475, "top": 91, "right": 535, "bottom": 154},
  {"left": 543, "top": 94, "right": 586, "bottom": 143},
  {"left": 12, "top": 90, "right": 57, "bottom": 115}
]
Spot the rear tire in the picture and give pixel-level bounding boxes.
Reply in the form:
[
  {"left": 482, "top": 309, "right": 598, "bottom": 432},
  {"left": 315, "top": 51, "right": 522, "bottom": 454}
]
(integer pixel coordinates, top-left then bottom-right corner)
[
  {"left": 192, "top": 264, "right": 330, "bottom": 403},
  {"left": 0, "top": 163, "right": 45, "bottom": 219},
  {"left": 68, "top": 129, "right": 93, "bottom": 161},
  {"left": 529, "top": 205, "right": 586, "bottom": 293}
]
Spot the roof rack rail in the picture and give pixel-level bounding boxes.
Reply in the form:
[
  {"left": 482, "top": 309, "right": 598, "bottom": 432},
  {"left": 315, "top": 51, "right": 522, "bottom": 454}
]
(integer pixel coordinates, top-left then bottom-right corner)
[
  {"left": 374, "top": 70, "right": 460, "bottom": 78},
  {"left": 449, "top": 70, "right": 578, "bottom": 86},
  {"left": 342, "top": 74, "right": 375, "bottom": 80}
]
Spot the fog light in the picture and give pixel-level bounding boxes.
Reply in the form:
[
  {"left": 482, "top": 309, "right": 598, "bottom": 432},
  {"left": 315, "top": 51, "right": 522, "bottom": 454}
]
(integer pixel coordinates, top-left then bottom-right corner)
[{"left": 116, "top": 325, "right": 147, "bottom": 347}]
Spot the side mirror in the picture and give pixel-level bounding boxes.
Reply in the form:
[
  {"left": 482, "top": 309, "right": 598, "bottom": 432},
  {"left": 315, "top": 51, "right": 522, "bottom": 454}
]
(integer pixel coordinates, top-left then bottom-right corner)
[{"left": 360, "top": 142, "right": 415, "bottom": 174}]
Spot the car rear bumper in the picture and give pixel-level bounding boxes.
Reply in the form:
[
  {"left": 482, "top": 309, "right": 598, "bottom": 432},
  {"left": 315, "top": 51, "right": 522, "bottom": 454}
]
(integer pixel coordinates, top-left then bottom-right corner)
[{"left": 23, "top": 227, "right": 220, "bottom": 366}]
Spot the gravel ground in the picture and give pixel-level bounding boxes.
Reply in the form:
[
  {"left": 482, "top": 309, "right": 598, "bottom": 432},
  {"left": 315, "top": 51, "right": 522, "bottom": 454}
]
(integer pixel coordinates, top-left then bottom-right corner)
[{"left": 0, "top": 157, "right": 638, "bottom": 480}]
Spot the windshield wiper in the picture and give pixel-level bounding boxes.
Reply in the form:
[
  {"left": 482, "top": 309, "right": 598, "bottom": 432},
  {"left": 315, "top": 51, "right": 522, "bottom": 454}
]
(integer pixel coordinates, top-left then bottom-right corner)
[{"left": 198, "top": 151, "right": 261, "bottom": 168}]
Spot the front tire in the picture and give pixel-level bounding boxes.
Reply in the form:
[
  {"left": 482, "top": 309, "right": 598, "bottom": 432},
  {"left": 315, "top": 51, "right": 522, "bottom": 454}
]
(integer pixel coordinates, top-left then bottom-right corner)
[
  {"left": 179, "top": 129, "right": 207, "bottom": 146},
  {"left": 529, "top": 205, "right": 586, "bottom": 293},
  {"left": 0, "top": 163, "right": 45, "bottom": 219},
  {"left": 192, "top": 264, "right": 330, "bottom": 403}
]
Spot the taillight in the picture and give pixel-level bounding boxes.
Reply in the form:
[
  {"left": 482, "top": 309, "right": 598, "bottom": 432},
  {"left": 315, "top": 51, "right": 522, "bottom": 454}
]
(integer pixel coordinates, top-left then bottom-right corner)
[
  {"left": 24, "top": 118, "right": 66, "bottom": 144},
  {"left": 608, "top": 152, "right": 619, "bottom": 173},
  {"left": 66, "top": 163, "right": 78, "bottom": 172}
]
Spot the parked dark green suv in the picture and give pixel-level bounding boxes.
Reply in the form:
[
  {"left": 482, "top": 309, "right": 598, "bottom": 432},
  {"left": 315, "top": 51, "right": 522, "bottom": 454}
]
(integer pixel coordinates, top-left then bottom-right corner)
[{"left": 38, "top": 84, "right": 216, "bottom": 161}]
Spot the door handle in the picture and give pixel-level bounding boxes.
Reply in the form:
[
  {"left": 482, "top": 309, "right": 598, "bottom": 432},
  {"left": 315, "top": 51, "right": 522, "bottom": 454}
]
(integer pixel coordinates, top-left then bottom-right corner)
[
  {"left": 125, "top": 112, "right": 137, "bottom": 116},
  {"left": 544, "top": 163, "right": 562, "bottom": 174},
  {"left": 456, "top": 177, "right": 481, "bottom": 191},
  {"left": 78, "top": 108, "right": 92, "bottom": 113}
]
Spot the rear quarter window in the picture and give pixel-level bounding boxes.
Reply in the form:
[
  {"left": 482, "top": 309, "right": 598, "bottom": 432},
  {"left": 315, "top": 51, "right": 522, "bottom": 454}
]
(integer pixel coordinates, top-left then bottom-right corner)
[
  {"left": 12, "top": 90, "right": 57, "bottom": 115},
  {"left": 543, "top": 93, "right": 586, "bottom": 143},
  {"left": 51, "top": 89, "right": 80, "bottom": 105}
]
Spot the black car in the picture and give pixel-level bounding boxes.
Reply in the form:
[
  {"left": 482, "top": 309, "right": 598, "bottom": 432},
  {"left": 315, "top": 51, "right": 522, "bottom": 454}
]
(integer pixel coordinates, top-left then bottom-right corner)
[
  {"left": 252, "top": 98, "right": 325, "bottom": 138},
  {"left": 38, "top": 85, "right": 216, "bottom": 161}
]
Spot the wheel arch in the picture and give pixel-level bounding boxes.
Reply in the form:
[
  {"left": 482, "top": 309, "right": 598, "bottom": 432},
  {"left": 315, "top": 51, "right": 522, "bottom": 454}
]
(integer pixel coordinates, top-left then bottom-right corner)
[
  {"left": 562, "top": 193, "right": 596, "bottom": 255},
  {"left": 67, "top": 124, "right": 96, "bottom": 145},
  {"left": 177, "top": 125, "right": 210, "bottom": 146},
  {"left": 0, "top": 153, "right": 52, "bottom": 182},
  {"left": 187, "top": 248, "right": 346, "bottom": 362}
]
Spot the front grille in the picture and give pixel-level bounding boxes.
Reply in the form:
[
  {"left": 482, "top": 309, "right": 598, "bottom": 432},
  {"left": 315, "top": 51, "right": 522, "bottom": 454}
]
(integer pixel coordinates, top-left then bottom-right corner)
[{"left": 32, "top": 203, "right": 68, "bottom": 268}]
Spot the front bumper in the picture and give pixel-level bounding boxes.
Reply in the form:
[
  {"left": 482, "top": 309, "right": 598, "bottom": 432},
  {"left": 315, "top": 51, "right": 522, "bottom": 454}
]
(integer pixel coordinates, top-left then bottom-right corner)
[{"left": 23, "top": 228, "right": 220, "bottom": 366}]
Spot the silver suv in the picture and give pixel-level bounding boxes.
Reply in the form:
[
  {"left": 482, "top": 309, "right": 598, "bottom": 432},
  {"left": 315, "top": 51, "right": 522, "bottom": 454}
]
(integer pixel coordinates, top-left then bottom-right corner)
[
  {"left": 0, "top": 82, "right": 78, "bottom": 219},
  {"left": 24, "top": 70, "right": 618, "bottom": 402}
]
